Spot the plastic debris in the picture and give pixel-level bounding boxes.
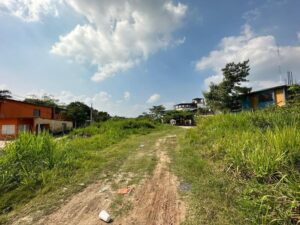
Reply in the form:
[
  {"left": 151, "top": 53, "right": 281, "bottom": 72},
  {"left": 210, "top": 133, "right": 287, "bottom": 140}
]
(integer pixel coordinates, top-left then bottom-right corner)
[
  {"left": 117, "top": 187, "right": 132, "bottom": 194},
  {"left": 99, "top": 210, "right": 111, "bottom": 223}
]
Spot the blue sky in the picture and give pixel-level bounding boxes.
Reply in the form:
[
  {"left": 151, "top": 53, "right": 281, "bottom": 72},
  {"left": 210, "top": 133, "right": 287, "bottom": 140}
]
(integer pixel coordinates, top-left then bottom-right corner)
[{"left": 0, "top": 0, "right": 299, "bottom": 116}]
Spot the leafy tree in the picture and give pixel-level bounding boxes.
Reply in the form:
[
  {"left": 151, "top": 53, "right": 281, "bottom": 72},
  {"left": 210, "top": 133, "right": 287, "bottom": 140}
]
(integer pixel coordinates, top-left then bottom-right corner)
[
  {"left": 92, "top": 110, "right": 111, "bottom": 122},
  {"left": 138, "top": 112, "right": 152, "bottom": 120},
  {"left": 288, "top": 84, "right": 300, "bottom": 105},
  {"left": 0, "top": 90, "right": 12, "bottom": 99},
  {"left": 66, "top": 102, "right": 90, "bottom": 128},
  {"left": 149, "top": 105, "right": 166, "bottom": 120},
  {"left": 204, "top": 60, "right": 251, "bottom": 112}
]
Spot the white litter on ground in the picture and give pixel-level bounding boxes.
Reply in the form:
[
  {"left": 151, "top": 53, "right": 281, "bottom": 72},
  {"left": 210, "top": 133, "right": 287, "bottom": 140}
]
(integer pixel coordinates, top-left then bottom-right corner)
[{"left": 99, "top": 210, "right": 111, "bottom": 223}]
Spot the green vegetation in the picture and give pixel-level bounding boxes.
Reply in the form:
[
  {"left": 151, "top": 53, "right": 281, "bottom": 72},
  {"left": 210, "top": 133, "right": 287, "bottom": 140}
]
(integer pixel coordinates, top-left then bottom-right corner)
[
  {"left": 0, "top": 118, "right": 163, "bottom": 224},
  {"left": 0, "top": 90, "right": 12, "bottom": 99},
  {"left": 23, "top": 95, "right": 111, "bottom": 128},
  {"left": 204, "top": 60, "right": 251, "bottom": 112},
  {"left": 172, "top": 106, "right": 300, "bottom": 225}
]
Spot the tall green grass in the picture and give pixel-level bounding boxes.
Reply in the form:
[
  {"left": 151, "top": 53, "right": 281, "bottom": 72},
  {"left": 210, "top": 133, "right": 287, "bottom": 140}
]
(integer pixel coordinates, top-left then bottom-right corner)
[
  {"left": 0, "top": 118, "right": 159, "bottom": 218},
  {"left": 181, "top": 106, "right": 300, "bottom": 224}
]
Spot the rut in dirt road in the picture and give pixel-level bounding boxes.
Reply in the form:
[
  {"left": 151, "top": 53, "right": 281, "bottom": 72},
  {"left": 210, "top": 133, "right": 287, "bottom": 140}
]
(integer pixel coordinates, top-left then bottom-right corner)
[{"left": 115, "top": 135, "right": 186, "bottom": 225}]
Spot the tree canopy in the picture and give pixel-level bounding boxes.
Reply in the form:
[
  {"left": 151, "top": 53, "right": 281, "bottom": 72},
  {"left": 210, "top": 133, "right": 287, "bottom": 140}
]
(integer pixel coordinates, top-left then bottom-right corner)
[
  {"left": 24, "top": 95, "right": 59, "bottom": 107},
  {"left": 149, "top": 105, "right": 166, "bottom": 120},
  {"left": 0, "top": 90, "right": 12, "bottom": 99},
  {"left": 66, "top": 102, "right": 91, "bottom": 128},
  {"left": 204, "top": 60, "right": 251, "bottom": 112}
]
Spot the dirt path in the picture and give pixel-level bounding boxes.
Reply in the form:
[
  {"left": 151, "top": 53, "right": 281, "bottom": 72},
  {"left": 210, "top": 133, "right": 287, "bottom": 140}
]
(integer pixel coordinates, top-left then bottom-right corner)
[
  {"left": 115, "top": 135, "right": 185, "bottom": 225},
  {"left": 32, "top": 135, "right": 185, "bottom": 225}
]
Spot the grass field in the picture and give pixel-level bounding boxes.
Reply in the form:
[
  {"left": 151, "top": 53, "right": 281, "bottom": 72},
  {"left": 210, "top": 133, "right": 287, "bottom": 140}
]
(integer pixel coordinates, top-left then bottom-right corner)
[
  {"left": 171, "top": 106, "right": 300, "bottom": 225},
  {"left": 0, "top": 118, "right": 169, "bottom": 224}
]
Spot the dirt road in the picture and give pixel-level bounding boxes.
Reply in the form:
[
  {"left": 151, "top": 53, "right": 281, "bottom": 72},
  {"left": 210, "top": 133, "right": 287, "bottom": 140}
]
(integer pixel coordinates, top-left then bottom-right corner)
[{"left": 31, "top": 135, "right": 185, "bottom": 225}]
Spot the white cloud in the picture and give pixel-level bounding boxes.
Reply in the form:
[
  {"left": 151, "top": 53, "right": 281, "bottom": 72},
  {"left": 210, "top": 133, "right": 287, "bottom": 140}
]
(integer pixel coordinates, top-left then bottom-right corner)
[
  {"left": 123, "top": 91, "right": 130, "bottom": 101},
  {"left": 196, "top": 24, "right": 300, "bottom": 90},
  {"left": 146, "top": 94, "right": 160, "bottom": 104},
  {"left": 0, "top": 0, "right": 61, "bottom": 22},
  {"left": 51, "top": 0, "right": 187, "bottom": 81},
  {"left": 242, "top": 8, "right": 260, "bottom": 22},
  {"left": 297, "top": 32, "right": 300, "bottom": 41},
  {"left": 0, "top": 83, "right": 7, "bottom": 90}
]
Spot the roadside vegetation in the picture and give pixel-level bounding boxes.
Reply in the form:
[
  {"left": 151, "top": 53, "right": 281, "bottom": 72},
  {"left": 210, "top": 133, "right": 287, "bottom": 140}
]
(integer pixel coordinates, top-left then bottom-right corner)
[
  {"left": 172, "top": 105, "right": 300, "bottom": 225},
  {"left": 0, "top": 118, "right": 165, "bottom": 224}
]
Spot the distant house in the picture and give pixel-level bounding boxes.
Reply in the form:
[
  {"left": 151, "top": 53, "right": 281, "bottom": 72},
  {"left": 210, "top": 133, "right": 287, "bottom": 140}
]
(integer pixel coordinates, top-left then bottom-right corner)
[
  {"left": 174, "top": 98, "right": 206, "bottom": 111},
  {"left": 0, "top": 99, "right": 73, "bottom": 140},
  {"left": 240, "top": 85, "right": 288, "bottom": 110}
]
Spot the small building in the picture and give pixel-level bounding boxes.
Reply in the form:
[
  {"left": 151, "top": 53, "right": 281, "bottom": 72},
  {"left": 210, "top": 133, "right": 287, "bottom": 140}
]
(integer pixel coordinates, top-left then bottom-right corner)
[
  {"left": 174, "top": 97, "right": 205, "bottom": 111},
  {"left": 0, "top": 99, "right": 73, "bottom": 140},
  {"left": 240, "top": 85, "right": 288, "bottom": 110}
]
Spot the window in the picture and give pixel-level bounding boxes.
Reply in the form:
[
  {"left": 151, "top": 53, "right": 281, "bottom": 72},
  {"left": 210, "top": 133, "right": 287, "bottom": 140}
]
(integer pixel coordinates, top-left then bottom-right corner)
[
  {"left": 18, "top": 124, "right": 30, "bottom": 133},
  {"left": 33, "top": 109, "right": 41, "bottom": 117},
  {"left": 258, "top": 91, "right": 273, "bottom": 102},
  {"left": 2, "top": 125, "right": 15, "bottom": 135}
]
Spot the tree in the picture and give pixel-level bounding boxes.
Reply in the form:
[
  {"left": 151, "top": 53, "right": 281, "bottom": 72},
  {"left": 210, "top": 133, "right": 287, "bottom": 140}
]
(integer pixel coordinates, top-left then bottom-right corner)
[
  {"left": 66, "top": 102, "right": 90, "bottom": 128},
  {"left": 92, "top": 110, "right": 111, "bottom": 122},
  {"left": 24, "top": 94, "right": 59, "bottom": 107},
  {"left": 288, "top": 84, "right": 300, "bottom": 105},
  {"left": 149, "top": 105, "right": 166, "bottom": 120},
  {"left": 204, "top": 60, "right": 251, "bottom": 112},
  {"left": 0, "top": 90, "right": 12, "bottom": 99}
]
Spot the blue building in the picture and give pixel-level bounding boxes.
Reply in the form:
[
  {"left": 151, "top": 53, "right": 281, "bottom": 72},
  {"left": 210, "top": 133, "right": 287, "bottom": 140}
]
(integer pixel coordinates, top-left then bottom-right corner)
[{"left": 240, "top": 85, "right": 288, "bottom": 110}]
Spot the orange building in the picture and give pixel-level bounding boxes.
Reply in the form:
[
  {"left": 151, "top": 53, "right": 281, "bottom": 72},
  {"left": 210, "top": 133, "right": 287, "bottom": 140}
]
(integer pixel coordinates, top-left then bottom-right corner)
[{"left": 0, "top": 99, "right": 73, "bottom": 140}]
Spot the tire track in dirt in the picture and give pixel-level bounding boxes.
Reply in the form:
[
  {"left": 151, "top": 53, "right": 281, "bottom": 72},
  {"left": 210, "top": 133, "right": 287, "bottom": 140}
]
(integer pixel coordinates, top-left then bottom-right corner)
[{"left": 114, "top": 135, "right": 185, "bottom": 225}]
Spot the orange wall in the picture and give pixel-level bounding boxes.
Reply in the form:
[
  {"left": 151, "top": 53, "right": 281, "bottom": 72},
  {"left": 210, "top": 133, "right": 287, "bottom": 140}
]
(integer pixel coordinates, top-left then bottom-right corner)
[
  {"left": 0, "top": 118, "right": 34, "bottom": 140},
  {"left": 0, "top": 100, "right": 53, "bottom": 119}
]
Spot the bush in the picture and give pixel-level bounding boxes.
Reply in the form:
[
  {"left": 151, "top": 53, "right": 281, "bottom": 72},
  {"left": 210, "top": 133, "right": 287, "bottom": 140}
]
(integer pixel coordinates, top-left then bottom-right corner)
[
  {"left": 0, "top": 118, "right": 159, "bottom": 216},
  {"left": 185, "top": 106, "right": 300, "bottom": 224}
]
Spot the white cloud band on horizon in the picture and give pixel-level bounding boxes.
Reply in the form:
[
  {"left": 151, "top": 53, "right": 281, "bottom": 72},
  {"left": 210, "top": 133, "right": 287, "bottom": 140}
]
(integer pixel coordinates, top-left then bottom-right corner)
[{"left": 196, "top": 25, "right": 300, "bottom": 91}]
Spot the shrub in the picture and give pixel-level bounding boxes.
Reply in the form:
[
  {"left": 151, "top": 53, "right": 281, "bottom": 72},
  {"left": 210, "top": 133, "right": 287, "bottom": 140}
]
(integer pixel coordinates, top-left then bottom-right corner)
[{"left": 186, "top": 106, "right": 300, "bottom": 223}]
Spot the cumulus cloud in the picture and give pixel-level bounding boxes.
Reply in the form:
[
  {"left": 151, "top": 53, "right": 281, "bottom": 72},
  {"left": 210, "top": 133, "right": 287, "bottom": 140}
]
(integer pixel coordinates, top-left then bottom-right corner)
[
  {"left": 146, "top": 94, "right": 160, "bottom": 104},
  {"left": 0, "top": 0, "right": 61, "bottom": 22},
  {"left": 196, "top": 24, "right": 300, "bottom": 90},
  {"left": 51, "top": 0, "right": 187, "bottom": 81}
]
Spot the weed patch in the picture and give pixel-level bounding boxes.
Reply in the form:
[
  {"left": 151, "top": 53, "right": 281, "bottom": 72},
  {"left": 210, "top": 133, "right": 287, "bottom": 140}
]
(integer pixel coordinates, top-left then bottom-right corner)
[{"left": 172, "top": 106, "right": 300, "bottom": 224}]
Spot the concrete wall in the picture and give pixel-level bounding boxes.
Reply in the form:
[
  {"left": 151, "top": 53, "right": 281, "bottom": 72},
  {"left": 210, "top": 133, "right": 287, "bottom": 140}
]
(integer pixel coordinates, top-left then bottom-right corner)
[{"left": 34, "top": 118, "right": 73, "bottom": 134}]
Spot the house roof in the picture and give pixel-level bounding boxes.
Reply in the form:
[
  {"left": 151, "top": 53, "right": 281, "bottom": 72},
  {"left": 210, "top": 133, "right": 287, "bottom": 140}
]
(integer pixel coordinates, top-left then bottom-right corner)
[
  {"left": 174, "top": 103, "right": 196, "bottom": 106},
  {"left": 241, "top": 84, "right": 289, "bottom": 96},
  {"left": 0, "top": 98, "right": 53, "bottom": 109},
  {"left": 192, "top": 98, "right": 203, "bottom": 100}
]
